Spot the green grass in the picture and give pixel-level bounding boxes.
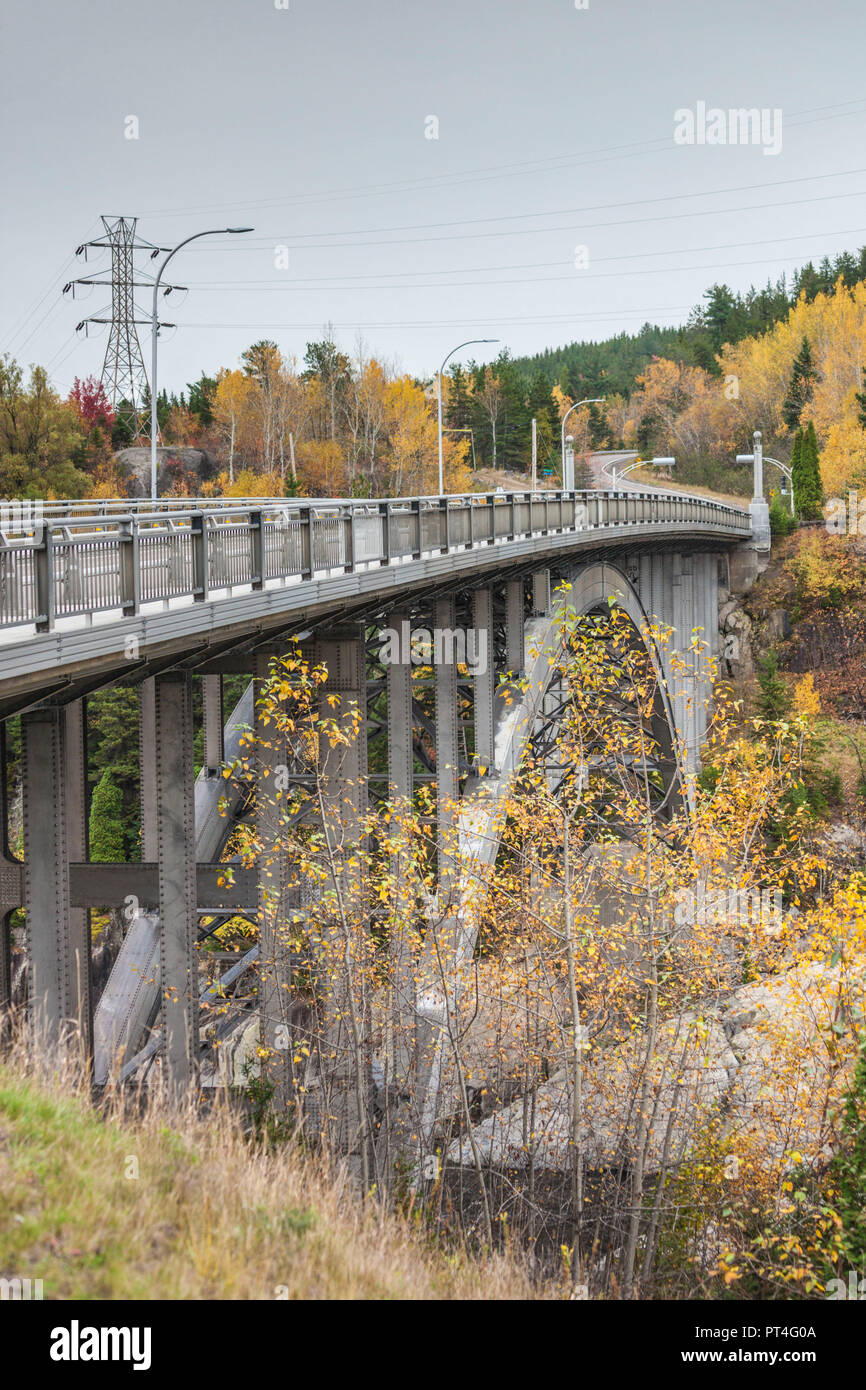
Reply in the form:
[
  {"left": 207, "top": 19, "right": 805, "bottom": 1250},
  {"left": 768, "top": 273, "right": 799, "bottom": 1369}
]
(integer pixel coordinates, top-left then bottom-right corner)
[{"left": 0, "top": 1053, "right": 550, "bottom": 1301}]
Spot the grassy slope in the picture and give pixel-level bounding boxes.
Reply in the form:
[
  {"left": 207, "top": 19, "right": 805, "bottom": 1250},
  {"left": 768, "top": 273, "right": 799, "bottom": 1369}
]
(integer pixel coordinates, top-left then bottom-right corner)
[
  {"left": 623, "top": 465, "right": 751, "bottom": 509},
  {"left": 0, "top": 1058, "right": 549, "bottom": 1301}
]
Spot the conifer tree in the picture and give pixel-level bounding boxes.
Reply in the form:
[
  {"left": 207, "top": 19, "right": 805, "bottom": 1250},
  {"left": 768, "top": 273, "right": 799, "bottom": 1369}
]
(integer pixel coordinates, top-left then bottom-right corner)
[
  {"left": 830, "top": 1041, "right": 866, "bottom": 1271},
  {"left": 89, "top": 769, "right": 125, "bottom": 862},
  {"left": 798, "top": 420, "right": 823, "bottom": 520},
  {"left": 789, "top": 428, "right": 804, "bottom": 516},
  {"left": 855, "top": 367, "right": 866, "bottom": 431},
  {"left": 782, "top": 337, "right": 817, "bottom": 431}
]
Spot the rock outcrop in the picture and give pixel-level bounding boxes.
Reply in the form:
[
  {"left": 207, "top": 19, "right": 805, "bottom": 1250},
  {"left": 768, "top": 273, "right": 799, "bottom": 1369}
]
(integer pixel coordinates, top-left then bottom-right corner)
[{"left": 447, "top": 955, "right": 861, "bottom": 1174}]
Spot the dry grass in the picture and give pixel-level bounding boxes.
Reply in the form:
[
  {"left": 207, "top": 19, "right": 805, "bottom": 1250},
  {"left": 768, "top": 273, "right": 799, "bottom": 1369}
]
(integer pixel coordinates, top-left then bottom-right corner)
[
  {"left": 625, "top": 467, "right": 750, "bottom": 509},
  {"left": 0, "top": 1043, "right": 554, "bottom": 1301}
]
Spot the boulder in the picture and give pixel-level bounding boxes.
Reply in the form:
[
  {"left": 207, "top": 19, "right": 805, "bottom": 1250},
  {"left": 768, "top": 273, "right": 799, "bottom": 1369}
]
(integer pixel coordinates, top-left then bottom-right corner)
[
  {"left": 764, "top": 607, "right": 792, "bottom": 643},
  {"left": 113, "top": 446, "right": 220, "bottom": 497},
  {"left": 447, "top": 955, "right": 865, "bottom": 1174}
]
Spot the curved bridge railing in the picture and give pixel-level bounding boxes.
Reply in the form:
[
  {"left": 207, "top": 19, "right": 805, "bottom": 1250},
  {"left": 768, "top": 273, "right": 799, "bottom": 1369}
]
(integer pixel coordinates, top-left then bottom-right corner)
[{"left": 0, "top": 489, "right": 750, "bottom": 634}]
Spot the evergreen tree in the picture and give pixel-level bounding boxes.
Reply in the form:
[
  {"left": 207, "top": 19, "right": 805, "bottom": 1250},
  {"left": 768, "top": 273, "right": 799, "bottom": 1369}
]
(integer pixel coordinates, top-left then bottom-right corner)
[
  {"left": 187, "top": 372, "right": 217, "bottom": 428},
  {"left": 829, "top": 1039, "right": 866, "bottom": 1271},
  {"left": 88, "top": 688, "right": 141, "bottom": 855},
  {"left": 703, "top": 283, "right": 741, "bottom": 352},
  {"left": 445, "top": 363, "right": 473, "bottom": 432},
  {"left": 586, "top": 401, "right": 609, "bottom": 448},
  {"left": 110, "top": 399, "right": 137, "bottom": 449},
  {"left": 757, "top": 653, "right": 790, "bottom": 719},
  {"left": 89, "top": 770, "right": 126, "bottom": 861},
  {"left": 797, "top": 420, "right": 823, "bottom": 520},
  {"left": 782, "top": 337, "right": 817, "bottom": 431},
  {"left": 855, "top": 367, "right": 866, "bottom": 431},
  {"left": 789, "top": 429, "right": 804, "bottom": 515}
]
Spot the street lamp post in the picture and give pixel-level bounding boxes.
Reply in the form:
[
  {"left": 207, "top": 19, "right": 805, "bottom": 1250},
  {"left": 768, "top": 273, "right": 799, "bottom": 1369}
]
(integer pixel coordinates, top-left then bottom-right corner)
[
  {"left": 560, "top": 398, "right": 604, "bottom": 489},
  {"left": 437, "top": 338, "right": 498, "bottom": 496},
  {"left": 735, "top": 429, "right": 771, "bottom": 550},
  {"left": 737, "top": 438, "right": 795, "bottom": 516},
  {"left": 763, "top": 455, "right": 796, "bottom": 516},
  {"left": 150, "top": 226, "right": 254, "bottom": 502}
]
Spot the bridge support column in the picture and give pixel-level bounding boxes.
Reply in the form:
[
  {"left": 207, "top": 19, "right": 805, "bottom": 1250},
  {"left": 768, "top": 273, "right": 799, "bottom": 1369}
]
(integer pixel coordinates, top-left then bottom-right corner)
[
  {"left": 255, "top": 653, "right": 293, "bottom": 1109},
  {"left": 312, "top": 625, "right": 370, "bottom": 1156},
  {"left": 382, "top": 610, "right": 418, "bottom": 1152},
  {"left": 154, "top": 672, "right": 198, "bottom": 1096},
  {"left": 638, "top": 554, "right": 653, "bottom": 616},
  {"left": 473, "top": 587, "right": 496, "bottom": 771},
  {"left": 64, "top": 700, "right": 92, "bottom": 1061},
  {"left": 506, "top": 579, "right": 524, "bottom": 675},
  {"left": 22, "top": 707, "right": 78, "bottom": 1051},
  {"left": 670, "top": 555, "right": 685, "bottom": 759},
  {"left": 435, "top": 596, "right": 460, "bottom": 887},
  {"left": 316, "top": 625, "right": 369, "bottom": 848},
  {"left": 671, "top": 558, "right": 699, "bottom": 776},
  {"left": 694, "top": 554, "right": 717, "bottom": 749},
  {"left": 0, "top": 724, "right": 13, "bottom": 1032},
  {"left": 650, "top": 552, "right": 666, "bottom": 630},
  {"left": 140, "top": 678, "right": 158, "bottom": 861},
  {"left": 532, "top": 568, "right": 551, "bottom": 616},
  {"left": 386, "top": 610, "right": 413, "bottom": 803},
  {"left": 202, "top": 674, "right": 224, "bottom": 778}
]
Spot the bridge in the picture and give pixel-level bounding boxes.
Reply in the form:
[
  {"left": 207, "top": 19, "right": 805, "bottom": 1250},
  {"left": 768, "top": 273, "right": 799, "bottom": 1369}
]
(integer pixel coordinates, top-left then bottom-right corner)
[{"left": 0, "top": 481, "right": 755, "bottom": 1138}]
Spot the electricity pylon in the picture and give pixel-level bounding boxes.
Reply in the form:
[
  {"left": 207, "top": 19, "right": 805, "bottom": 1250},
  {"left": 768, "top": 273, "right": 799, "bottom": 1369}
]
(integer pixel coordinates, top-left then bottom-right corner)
[{"left": 64, "top": 216, "right": 181, "bottom": 439}]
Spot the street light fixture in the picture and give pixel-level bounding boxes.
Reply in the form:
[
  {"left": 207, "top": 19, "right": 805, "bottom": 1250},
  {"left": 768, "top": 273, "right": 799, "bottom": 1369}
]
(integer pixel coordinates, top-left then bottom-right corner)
[
  {"left": 735, "top": 429, "right": 772, "bottom": 550},
  {"left": 437, "top": 338, "right": 499, "bottom": 495},
  {"left": 736, "top": 448, "right": 795, "bottom": 517},
  {"left": 560, "top": 398, "right": 604, "bottom": 488},
  {"left": 150, "top": 226, "right": 254, "bottom": 502}
]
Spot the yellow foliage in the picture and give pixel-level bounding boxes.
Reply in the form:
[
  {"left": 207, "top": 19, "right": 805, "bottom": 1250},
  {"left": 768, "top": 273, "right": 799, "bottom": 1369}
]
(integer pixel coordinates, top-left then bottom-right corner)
[
  {"left": 787, "top": 530, "right": 862, "bottom": 602},
  {"left": 718, "top": 278, "right": 866, "bottom": 494},
  {"left": 793, "top": 672, "right": 820, "bottom": 720}
]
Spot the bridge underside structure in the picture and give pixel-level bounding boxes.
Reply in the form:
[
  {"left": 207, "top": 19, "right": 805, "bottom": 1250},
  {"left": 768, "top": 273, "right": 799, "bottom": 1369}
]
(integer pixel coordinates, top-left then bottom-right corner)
[{"left": 0, "top": 488, "right": 750, "bottom": 1108}]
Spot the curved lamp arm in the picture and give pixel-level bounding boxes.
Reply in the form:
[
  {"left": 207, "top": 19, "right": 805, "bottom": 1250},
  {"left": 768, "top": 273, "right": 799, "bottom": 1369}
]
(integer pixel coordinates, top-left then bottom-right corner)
[
  {"left": 150, "top": 226, "right": 254, "bottom": 501},
  {"left": 437, "top": 337, "right": 499, "bottom": 495}
]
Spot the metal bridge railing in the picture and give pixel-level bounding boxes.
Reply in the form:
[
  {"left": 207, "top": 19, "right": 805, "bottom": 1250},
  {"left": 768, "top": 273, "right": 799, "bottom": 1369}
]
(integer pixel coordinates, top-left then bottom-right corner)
[{"left": 0, "top": 489, "right": 751, "bottom": 633}]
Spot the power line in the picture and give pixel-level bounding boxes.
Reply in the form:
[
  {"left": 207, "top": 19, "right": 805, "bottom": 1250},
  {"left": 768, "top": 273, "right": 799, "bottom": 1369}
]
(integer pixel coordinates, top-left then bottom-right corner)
[
  {"left": 207, "top": 163, "right": 866, "bottom": 246},
  {"left": 138, "top": 96, "right": 866, "bottom": 221},
  {"left": 238, "top": 185, "right": 866, "bottom": 251},
  {"left": 180, "top": 223, "right": 866, "bottom": 291}
]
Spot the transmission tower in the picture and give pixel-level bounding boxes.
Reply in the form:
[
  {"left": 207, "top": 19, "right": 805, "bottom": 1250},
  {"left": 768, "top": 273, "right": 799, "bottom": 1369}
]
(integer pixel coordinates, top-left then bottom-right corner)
[{"left": 64, "top": 216, "right": 182, "bottom": 439}]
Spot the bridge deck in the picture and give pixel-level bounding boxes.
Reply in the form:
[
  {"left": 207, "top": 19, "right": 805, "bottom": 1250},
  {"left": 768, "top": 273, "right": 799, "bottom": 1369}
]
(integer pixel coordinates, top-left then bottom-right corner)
[{"left": 0, "top": 488, "right": 750, "bottom": 711}]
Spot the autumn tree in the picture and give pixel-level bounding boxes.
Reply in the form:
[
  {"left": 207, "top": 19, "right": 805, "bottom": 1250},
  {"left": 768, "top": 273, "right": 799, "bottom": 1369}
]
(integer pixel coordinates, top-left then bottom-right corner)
[{"left": 213, "top": 369, "right": 254, "bottom": 482}]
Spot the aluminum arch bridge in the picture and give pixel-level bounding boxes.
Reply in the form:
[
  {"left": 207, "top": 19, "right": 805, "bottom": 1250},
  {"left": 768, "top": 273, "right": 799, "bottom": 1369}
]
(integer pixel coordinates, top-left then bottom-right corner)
[{"left": 0, "top": 487, "right": 749, "bottom": 1108}]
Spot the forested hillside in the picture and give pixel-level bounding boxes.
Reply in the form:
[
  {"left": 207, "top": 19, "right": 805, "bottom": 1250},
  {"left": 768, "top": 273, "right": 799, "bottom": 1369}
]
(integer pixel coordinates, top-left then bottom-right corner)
[{"left": 2, "top": 244, "right": 866, "bottom": 502}]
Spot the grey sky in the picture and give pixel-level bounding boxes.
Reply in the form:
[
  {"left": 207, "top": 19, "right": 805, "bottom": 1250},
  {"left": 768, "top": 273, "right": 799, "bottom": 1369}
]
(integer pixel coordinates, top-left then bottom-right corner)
[{"left": 2, "top": 0, "right": 865, "bottom": 396}]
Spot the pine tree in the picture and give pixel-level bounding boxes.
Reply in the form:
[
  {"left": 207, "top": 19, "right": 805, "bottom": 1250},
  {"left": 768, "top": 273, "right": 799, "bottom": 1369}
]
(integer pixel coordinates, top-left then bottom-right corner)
[
  {"left": 798, "top": 420, "right": 823, "bottom": 520},
  {"left": 89, "top": 770, "right": 126, "bottom": 862},
  {"left": 829, "top": 1040, "right": 866, "bottom": 1271},
  {"left": 855, "top": 367, "right": 866, "bottom": 431},
  {"left": 757, "top": 653, "right": 790, "bottom": 719},
  {"left": 782, "top": 337, "right": 817, "bottom": 431},
  {"left": 789, "top": 429, "right": 804, "bottom": 516}
]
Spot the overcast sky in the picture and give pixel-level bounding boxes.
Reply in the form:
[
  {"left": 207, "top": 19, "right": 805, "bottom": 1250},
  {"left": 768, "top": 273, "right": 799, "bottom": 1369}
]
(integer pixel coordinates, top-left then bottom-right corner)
[{"left": 2, "top": 0, "right": 866, "bottom": 396}]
